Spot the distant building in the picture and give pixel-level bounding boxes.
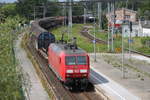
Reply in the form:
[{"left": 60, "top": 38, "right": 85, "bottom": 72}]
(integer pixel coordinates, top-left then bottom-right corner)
[
  {"left": 139, "top": 20, "right": 150, "bottom": 37},
  {"left": 106, "top": 8, "right": 137, "bottom": 24},
  {"left": 122, "top": 22, "right": 141, "bottom": 37},
  {"left": 106, "top": 8, "right": 150, "bottom": 37},
  {"left": 122, "top": 20, "right": 150, "bottom": 37}
]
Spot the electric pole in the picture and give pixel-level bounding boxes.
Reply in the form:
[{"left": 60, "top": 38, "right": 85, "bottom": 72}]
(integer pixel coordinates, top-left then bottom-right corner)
[
  {"left": 122, "top": 24, "right": 125, "bottom": 78},
  {"left": 34, "top": 6, "right": 36, "bottom": 20},
  {"left": 107, "top": 2, "right": 110, "bottom": 52},
  {"left": 43, "top": 3, "right": 47, "bottom": 18},
  {"left": 84, "top": 6, "right": 87, "bottom": 24},
  {"left": 93, "top": 3, "right": 97, "bottom": 62},
  {"left": 94, "top": 22, "right": 96, "bottom": 62},
  {"left": 110, "top": 1, "right": 115, "bottom": 52},
  {"left": 98, "top": 2, "right": 102, "bottom": 30},
  {"left": 68, "top": 0, "right": 73, "bottom": 40}
]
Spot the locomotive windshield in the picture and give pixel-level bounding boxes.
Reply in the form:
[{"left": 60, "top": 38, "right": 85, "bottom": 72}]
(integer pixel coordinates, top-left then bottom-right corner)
[
  {"left": 65, "top": 56, "right": 87, "bottom": 65},
  {"left": 77, "top": 56, "right": 87, "bottom": 65},
  {"left": 65, "top": 56, "right": 76, "bottom": 65}
]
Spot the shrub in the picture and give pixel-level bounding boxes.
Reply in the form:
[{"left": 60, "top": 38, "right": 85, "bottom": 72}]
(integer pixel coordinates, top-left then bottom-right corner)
[{"left": 0, "top": 16, "right": 25, "bottom": 100}]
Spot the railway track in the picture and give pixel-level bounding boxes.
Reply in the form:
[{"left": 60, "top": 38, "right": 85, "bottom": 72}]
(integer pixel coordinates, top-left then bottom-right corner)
[
  {"left": 80, "top": 27, "right": 150, "bottom": 58},
  {"left": 27, "top": 36, "right": 107, "bottom": 100},
  {"left": 126, "top": 49, "right": 150, "bottom": 58},
  {"left": 80, "top": 27, "right": 107, "bottom": 44}
]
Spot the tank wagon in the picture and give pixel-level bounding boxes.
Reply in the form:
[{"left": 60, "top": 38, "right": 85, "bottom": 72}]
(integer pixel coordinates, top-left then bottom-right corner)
[
  {"left": 31, "top": 17, "right": 63, "bottom": 51},
  {"left": 31, "top": 16, "right": 91, "bottom": 90}
]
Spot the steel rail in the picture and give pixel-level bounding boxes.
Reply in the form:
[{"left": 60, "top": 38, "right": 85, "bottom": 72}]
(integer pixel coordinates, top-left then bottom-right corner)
[{"left": 80, "top": 27, "right": 107, "bottom": 44}]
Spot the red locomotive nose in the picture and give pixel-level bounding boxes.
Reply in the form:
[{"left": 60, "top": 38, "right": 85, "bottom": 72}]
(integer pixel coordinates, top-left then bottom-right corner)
[
  {"left": 48, "top": 42, "right": 90, "bottom": 89},
  {"left": 65, "top": 55, "right": 89, "bottom": 79}
]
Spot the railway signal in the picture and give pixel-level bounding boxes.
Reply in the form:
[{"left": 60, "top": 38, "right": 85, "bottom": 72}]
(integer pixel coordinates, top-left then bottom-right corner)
[{"left": 129, "top": 21, "right": 132, "bottom": 58}]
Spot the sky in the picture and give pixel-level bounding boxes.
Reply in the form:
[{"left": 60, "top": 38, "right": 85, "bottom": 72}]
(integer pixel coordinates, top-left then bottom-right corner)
[{"left": 0, "top": 0, "right": 17, "bottom": 3}]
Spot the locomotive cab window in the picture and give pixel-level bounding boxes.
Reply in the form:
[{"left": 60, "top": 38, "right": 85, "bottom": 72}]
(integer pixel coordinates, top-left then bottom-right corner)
[
  {"left": 65, "top": 56, "right": 76, "bottom": 65},
  {"left": 77, "top": 56, "right": 87, "bottom": 65}
]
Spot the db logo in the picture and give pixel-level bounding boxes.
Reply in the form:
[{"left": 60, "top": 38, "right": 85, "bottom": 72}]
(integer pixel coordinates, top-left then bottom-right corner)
[{"left": 74, "top": 69, "right": 79, "bottom": 73}]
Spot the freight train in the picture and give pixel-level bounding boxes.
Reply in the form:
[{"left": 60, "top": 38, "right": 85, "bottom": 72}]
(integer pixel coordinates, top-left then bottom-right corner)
[{"left": 31, "top": 16, "right": 90, "bottom": 90}]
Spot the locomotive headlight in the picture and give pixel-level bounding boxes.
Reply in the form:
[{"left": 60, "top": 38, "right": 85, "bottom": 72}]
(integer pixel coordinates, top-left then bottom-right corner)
[
  {"left": 80, "top": 69, "right": 88, "bottom": 73},
  {"left": 66, "top": 70, "right": 73, "bottom": 73}
]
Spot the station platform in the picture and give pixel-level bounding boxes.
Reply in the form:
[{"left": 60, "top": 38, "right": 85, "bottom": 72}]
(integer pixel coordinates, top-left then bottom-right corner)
[{"left": 89, "top": 53, "right": 150, "bottom": 100}]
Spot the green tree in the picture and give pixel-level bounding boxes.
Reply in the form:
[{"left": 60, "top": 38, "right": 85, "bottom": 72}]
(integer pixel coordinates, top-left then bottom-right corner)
[
  {"left": 16, "top": 0, "right": 60, "bottom": 19},
  {"left": 0, "top": 3, "right": 17, "bottom": 23}
]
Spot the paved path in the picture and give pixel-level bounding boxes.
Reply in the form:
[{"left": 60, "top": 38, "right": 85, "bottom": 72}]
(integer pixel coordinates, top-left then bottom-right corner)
[
  {"left": 90, "top": 68, "right": 140, "bottom": 100},
  {"left": 130, "top": 54, "right": 150, "bottom": 63},
  {"left": 89, "top": 53, "right": 150, "bottom": 100},
  {"left": 14, "top": 34, "right": 49, "bottom": 100}
]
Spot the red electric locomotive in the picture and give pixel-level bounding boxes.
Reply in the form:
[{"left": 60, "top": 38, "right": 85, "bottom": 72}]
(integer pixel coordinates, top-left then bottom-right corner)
[{"left": 48, "top": 38, "right": 90, "bottom": 89}]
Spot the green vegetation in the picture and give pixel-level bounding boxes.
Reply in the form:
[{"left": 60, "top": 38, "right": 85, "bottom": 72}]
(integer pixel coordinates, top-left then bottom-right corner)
[
  {"left": 89, "top": 27, "right": 123, "bottom": 51},
  {"left": 88, "top": 27, "right": 150, "bottom": 55},
  {"left": 102, "top": 55, "right": 150, "bottom": 79},
  {"left": 51, "top": 24, "right": 150, "bottom": 55},
  {"left": 89, "top": 27, "right": 108, "bottom": 41},
  {"left": 51, "top": 24, "right": 107, "bottom": 53},
  {"left": 0, "top": 16, "right": 25, "bottom": 100},
  {"left": 16, "top": 0, "right": 61, "bottom": 19},
  {"left": 134, "top": 37, "right": 150, "bottom": 55},
  {"left": 141, "top": 37, "right": 150, "bottom": 46}
]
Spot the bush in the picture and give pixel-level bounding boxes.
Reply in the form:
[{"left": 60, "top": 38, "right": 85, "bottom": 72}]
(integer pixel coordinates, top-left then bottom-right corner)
[
  {"left": 0, "top": 16, "right": 25, "bottom": 100},
  {"left": 138, "top": 47, "right": 150, "bottom": 55},
  {"left": 141, "top": 37, "right": 150, "bottom": 46}
]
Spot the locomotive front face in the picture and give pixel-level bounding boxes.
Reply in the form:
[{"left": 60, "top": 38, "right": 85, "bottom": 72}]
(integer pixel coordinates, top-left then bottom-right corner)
[
  {"left": 48, "top": 43, "right": 90, "bottom": 89},
  {"left": 64, "top": 54, "right": 90, "bottom": 89},
  {"left": 65, "top": 55, "right": 90, "bottom": 79}
]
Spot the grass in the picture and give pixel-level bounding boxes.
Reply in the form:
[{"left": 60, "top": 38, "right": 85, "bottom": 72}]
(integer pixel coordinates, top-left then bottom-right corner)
[
  {"left": 102, "top": 55, "right": 150, "bottom": 79},
  {"left": 0, "top": 16, "right": 25, "bottom": 100},
  {"left": 131, "top": 37, "right": 150, "bottom": 55},
  {"left": 51, "top": 24, "right": 135, "bottom": 53},
  {"left": 51, "top": 24, "right": 107, "bottom": 53},
  {"left": 89, "top": 26, "right": 108, "bottom": 41},
  {"left": 89, "top": 26, "right": 150, "bottom": 55}
]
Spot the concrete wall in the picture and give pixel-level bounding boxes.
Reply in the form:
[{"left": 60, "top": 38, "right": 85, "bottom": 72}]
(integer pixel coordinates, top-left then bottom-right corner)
[
  {"left": 122, "top": 25, "right": 150, "bottom": 37},
  {"left": 143, "top": 28, "right": 150, "bottom": 37},
  {"left": 122, "top": 24, "right": 139, "bottom": 37}
]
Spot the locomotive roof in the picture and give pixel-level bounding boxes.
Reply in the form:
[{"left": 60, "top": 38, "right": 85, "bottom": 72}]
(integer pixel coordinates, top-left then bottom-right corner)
[{"left": 50, "top": 43, "right": 86, "bottom": 55}]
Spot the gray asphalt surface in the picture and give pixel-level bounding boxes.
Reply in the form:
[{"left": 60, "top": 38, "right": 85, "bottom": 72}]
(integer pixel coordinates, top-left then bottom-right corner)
[{"left": 89, "top": 53, "right": 150, "bottom": 100}]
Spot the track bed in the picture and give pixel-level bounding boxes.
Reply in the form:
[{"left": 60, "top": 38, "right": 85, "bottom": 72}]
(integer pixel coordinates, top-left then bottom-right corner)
[{"left": 27, "top": 36, "right": 107, "bottom": 100}]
